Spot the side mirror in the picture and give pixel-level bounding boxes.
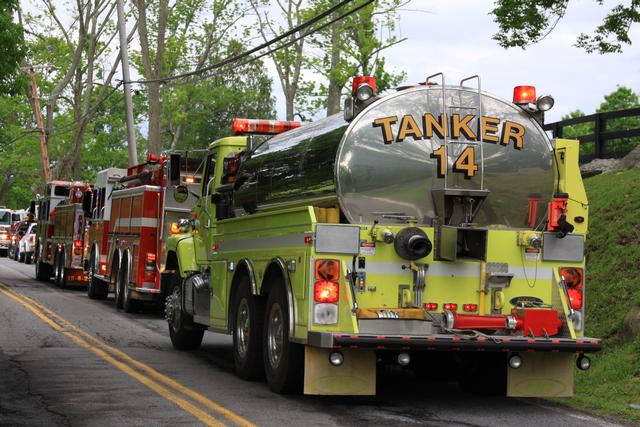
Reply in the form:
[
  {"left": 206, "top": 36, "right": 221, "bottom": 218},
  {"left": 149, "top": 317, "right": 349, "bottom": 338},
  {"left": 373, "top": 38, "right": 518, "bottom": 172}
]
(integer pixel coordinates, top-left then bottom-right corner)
[
  {"left": 29, "top": 201, "right": 36, "bottom": 215},
  {"left": 173, "top": 184, "right": 189, "bottom": 203},
  {"left": 169, "top": 154, "right": 181, "bottom": 186}
]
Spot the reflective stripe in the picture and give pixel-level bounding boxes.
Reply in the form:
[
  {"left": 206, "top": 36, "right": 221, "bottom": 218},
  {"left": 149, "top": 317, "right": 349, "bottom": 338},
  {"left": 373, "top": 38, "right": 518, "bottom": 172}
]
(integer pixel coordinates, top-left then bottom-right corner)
[
  {"left": 113, "top": 218, "right": 158, "bottom": 228},
  {"left": 219, "top": 234, "right": 306, "bottom": 252},
  {"left": 363, "top": 261, "right": 552, "bottom": 280}
]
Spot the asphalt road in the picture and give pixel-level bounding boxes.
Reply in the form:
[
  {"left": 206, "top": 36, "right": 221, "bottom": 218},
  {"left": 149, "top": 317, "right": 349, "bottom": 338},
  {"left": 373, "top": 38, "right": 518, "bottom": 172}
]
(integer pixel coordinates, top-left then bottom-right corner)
[{"left": 0, "top": 258, "right": 625, "bottom": 427}]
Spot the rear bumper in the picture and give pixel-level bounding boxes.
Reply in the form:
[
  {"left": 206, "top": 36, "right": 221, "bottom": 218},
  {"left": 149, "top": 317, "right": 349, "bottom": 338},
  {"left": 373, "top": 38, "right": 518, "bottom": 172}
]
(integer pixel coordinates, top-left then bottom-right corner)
[{"left": 307, "top": 331, "right": 602, "bottom": 353}]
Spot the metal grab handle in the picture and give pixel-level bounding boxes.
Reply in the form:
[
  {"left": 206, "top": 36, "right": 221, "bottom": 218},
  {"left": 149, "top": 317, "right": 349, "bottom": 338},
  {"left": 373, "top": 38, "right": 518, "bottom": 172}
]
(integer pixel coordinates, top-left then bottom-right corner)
[
  {"left": 459, "top": 75, "right": 485, "bottom": 190},
  {"left": 426, "top": 72, "right": 448, "bottom": 188}
]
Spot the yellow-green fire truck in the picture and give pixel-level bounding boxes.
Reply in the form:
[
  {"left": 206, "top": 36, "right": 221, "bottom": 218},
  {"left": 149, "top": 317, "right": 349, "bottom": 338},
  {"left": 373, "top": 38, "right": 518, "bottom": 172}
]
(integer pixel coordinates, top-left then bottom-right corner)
[{"left": 163, "top": 73, "right": 601, "bottom": 396}]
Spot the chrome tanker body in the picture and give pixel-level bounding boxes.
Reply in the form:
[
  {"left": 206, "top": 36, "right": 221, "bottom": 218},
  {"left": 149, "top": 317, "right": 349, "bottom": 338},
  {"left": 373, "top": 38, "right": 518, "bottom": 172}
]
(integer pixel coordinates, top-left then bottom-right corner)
[{"left": 235, "top": 82, "right": 555, "bottom": 228}]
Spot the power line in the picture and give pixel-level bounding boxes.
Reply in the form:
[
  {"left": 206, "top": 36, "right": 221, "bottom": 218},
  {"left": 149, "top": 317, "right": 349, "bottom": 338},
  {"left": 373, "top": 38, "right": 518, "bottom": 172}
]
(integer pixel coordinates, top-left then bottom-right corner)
[{"left": 129, "top": 0, "right": 369, "bottom": 85}]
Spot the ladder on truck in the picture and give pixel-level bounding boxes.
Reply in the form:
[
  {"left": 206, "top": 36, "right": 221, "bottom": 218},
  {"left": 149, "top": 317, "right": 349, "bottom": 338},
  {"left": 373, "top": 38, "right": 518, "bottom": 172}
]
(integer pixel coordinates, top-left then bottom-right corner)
[{"left": 426, "top": 72, "right": 490, "bottom": 226}]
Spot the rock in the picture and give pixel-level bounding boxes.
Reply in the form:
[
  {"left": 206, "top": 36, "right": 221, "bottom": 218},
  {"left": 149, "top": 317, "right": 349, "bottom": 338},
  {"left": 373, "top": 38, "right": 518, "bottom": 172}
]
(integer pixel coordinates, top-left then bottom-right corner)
[
  {"left": 621, "top": 306, "right": 640, "bottom": 342},
  {"left": 580, "top": 158, "right": 622, "bottom": 177},
  {"left": 622, "top": 144, "right": 640, "bottom": 169}
]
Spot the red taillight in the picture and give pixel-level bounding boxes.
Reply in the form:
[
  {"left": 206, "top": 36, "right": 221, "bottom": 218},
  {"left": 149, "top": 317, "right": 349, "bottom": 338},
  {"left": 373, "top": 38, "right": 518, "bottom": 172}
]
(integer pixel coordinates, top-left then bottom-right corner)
[
  {"left": 560, "top": 267, "right": 583, "bottom": 310},
  {"left": 443, "top": 303, "right": 458, "bottom": 311},
  {"left": 567, "top": 287, "right": 583, "bottom": 310},
  {"left": 304, "top": 236, "right": 313, "bottom": 245},
  {"left": 424, "top": 302, "right": 438, "bottom": 311},
  {"left": 231, "top": 118, "right": 301, "bottom": 135},
  {"left": 147, "top": 153, "right": 159, "bottom": 163},
  {"left": 513, "top": 85, "right": 537, "bottom": 104},
  {"left": 144, "top": 252, "right": 157, "bottom": 281},
  {"left": 314, "top": 280, "right": 339, "bottom": 303},
  {"left": 463, "top": 304, "right": 478, "bottom": 312},
  {"left": 560, "top": 267, "right": 583, "bottom": 288},
  {"left": 73, "top": 239, "right": 82, "bottom": 255},
  {"left": 29, "top": 235, "right": 35, "bottom": 245},
  {"left": 314, "top": 259, "right": 340, "bottom": 282}
]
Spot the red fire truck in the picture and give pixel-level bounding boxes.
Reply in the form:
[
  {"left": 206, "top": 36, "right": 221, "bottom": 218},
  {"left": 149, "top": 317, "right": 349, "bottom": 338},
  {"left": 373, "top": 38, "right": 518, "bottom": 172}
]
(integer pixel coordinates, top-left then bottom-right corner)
[
  {"left": 35, "top": 181, "right": 93, "bottom": 288},
  {"left": 85, "top": 167, "right": 127, "bottom": 299},
  {"left": 87, "top": 153, "right": 203, "bottom": 312}
]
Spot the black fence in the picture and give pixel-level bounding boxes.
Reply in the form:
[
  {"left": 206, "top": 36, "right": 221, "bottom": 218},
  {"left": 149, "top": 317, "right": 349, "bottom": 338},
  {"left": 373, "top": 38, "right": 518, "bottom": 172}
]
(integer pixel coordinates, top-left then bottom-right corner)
[{"left": 544, "top": 107, "right": 640, "bottom": 162}]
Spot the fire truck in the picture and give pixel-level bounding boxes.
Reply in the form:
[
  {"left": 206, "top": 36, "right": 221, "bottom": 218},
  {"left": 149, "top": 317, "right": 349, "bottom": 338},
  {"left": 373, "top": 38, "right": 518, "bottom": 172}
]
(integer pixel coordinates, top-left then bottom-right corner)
[
  {"left": 164, "top": 73, "right": 601, "bottom": 397},
  {"left": 84, "top": 167, "right": 127, "bottom": 299},
  {"left": 86, "top": 153, "right": 203, "bottom": 312},
  {"left": 34, "top": 181, "right": 92, "bottom": 287}
]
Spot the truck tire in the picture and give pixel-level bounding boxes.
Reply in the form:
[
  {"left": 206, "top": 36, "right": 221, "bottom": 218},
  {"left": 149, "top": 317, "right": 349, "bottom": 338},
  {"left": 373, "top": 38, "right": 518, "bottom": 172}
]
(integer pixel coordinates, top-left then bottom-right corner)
[
  {"left": 35, "top": 246, "right": 52, "bottom": 281},
  {"left": 87, "top": 252, "right": 108, "bottom": 300},
  {"left": 55, "top": 251, "right": 67, "bottom": 289},
  {"left": 232, "top": 277, "right": 265, "bottom": 380},
  {"left": 121, "top": 259, "right": 138, "bottom": 313},
  {"left": 0, "top": 248, "right": 7, "bottom": 257},
  {"left": 263, "top": 281, "right": 303, "bottom": 394},
  {"left": 112, "top": 260, "right": 123, "bottom": 309},
  {"left": 166, "top": 281, "right": 204, "bottom": 350},
  {"left": 18, "top": 251, "right": 25, "bottom": 263},
  {"left": 25, "top": 252, "right": 32, "bottom": 265}
]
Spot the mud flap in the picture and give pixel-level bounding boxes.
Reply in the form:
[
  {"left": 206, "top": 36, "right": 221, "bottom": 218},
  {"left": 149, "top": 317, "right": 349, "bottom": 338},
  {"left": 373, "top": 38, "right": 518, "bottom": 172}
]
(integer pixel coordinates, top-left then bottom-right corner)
[
  {"left": 303, "top": 347, "right": 376, "bottom": 395},
  {"left": 507, "top": 352, "right": 574, "bottom": 397}
]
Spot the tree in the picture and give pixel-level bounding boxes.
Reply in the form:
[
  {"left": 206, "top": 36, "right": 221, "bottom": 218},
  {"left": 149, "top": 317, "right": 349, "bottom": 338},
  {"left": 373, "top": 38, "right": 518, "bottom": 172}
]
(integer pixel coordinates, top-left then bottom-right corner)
[
  {"left": 300, "top": 0, "right": 407, "bottom": 117},
  {"left": 491, "top": 0, "right": 640, "bottom": 54},
  {"left": 249, "top": 0, "right": 307, "bottom": 121},
  {"left": 558, "top": 86, "right": 639, "bottom": 157},
  {"left": 0, "top": 0, "right": 25, "bottom": 96}
]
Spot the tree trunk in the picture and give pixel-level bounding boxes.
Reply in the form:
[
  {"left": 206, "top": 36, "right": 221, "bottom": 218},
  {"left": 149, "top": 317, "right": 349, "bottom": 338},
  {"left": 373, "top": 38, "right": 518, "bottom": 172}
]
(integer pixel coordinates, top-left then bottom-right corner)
[
  {"left": 135, "top": 0, "right": 168, "bottom": 156},
  {"left": 326, "top": 0, "right": 342, "bottom": 116}
]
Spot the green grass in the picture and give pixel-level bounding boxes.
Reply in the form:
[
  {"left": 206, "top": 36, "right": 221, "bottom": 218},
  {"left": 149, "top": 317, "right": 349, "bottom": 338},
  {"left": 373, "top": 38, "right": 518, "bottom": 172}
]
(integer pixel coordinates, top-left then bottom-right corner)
[{"left": 557, "top": 168, "right": 640, "bottom": 423}]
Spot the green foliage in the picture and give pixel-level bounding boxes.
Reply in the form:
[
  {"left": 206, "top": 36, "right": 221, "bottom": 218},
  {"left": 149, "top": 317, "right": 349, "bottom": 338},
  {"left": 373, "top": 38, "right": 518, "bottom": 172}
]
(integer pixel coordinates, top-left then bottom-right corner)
[
  {"left": 165, "top": 41, "right": 276, "bottom": 149},
  {"left": 557, "top": 86, "right": 640, "bottom": 157},
  {"left": 491, "top": 0, "right": 640, "bottom": 54},
  {"left": 0, "top": 0, "right": 25, "bottom": 95},
  {"left": 302, "top": 0, "right": 406, "bottom": 116},
  {"left": 560, "top": 169, "right": 640, "bottom": 424},
  {"left": 0, "top": 94, "right": 41, "bottom": 208}
]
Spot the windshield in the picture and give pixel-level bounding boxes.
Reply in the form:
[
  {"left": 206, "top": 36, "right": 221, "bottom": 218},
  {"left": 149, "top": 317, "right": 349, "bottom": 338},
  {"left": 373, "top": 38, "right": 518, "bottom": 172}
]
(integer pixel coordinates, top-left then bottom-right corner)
[{"left": 0, "top": 210, "right": 11, "bottom": 226}]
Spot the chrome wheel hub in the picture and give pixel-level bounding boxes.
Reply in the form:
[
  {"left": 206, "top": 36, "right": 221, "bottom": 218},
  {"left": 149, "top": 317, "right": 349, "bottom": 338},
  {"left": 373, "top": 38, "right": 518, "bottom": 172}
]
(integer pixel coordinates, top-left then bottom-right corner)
[
  {"left": 267, "top": 303, "right": 284, "bottom": 369},
  {"left": 236, "top": 298, "right": 250, "bottom": 359}
]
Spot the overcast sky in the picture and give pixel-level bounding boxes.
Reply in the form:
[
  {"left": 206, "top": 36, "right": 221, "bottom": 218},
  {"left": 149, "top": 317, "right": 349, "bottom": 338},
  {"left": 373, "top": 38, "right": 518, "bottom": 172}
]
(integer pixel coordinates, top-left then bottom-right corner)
[
  {"left": 268, "top": 0, "right": 640, "bottom": 123},
  {"left": 23, "top": 0, "right": 640, "bottom": 125}
]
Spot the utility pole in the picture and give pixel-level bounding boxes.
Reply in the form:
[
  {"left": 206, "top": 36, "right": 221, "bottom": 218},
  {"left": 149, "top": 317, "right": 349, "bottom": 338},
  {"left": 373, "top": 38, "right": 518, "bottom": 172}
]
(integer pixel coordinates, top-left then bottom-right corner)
[
  {"left": 116, "top": 0, "right": 138, "bottom": 166},
  {"left": 25, "top": 67, "right": 51, "bottom": 183}
]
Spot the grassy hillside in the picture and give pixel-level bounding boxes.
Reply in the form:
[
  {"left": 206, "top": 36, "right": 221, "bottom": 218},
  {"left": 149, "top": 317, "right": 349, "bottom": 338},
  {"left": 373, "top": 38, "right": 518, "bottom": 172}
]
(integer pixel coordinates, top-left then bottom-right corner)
[{"left": 564, "top": 168, "right": 640, "bottom": 422}]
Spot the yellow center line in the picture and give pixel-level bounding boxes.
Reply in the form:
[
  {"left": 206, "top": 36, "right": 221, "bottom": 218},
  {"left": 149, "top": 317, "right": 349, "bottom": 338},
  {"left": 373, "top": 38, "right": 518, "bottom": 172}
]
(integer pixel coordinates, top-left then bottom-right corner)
[
  {"left": 13, "top": 287, "right": 255, "bottom": 427},
  {"left": 0, "top": 284, "right": 254, "bottom": 427}
]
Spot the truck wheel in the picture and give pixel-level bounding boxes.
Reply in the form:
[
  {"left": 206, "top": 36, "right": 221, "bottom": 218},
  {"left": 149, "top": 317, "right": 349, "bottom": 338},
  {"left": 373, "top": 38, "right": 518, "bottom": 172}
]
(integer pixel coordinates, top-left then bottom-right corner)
[
  {"left": 263, "top": 281, "right": 303, "bottom": 394},
  {"left": 113, "top": 261, "right": 123, "bottom": 309},
  {"left": 24, "top": 252, "right": 32, "bottom": 265},
  {"left": 18, "top": 251, "right": 25, "bottom": 263},
  {"left": 87, "top": 252, "right": 108, "bottom": 300},
  {"left": 0, "top": 248, "right": 7, "bottom": 257},
  {"left": 121, "top": 261, "right": 138, "bottom": 313},
  {"left": 166, "top": 283, "right": 204, "bottom": 350},
  {"left": 232, "top": 277, "right": 265, "bottom": 380},
  {"left": 55, "top": 251, "right": 67, "bottom": 289},
  {"left": 35, "top": 246, "right": 52, "bottom": 281}
]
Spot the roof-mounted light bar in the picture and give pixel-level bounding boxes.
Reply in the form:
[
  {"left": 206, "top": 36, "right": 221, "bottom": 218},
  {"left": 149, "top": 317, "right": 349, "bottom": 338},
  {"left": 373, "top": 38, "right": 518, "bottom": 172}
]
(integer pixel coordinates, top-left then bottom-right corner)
[{"left": 232, "top": 118, "right": 301, "bottom": 136}]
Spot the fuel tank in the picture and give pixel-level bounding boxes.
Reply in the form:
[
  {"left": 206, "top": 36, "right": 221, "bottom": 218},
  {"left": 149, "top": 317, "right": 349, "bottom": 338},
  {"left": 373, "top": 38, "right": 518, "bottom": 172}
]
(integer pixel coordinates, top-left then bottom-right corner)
[{"left": 234, "top": 85, "right": 555, "bottom": 227}]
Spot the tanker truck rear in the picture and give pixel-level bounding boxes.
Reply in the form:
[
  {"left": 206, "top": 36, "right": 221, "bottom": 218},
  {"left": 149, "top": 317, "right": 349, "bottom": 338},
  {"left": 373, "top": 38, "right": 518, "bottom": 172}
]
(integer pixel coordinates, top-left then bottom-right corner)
[{"left": 164, "top": 73, "right": 601, "bottom": 396}]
